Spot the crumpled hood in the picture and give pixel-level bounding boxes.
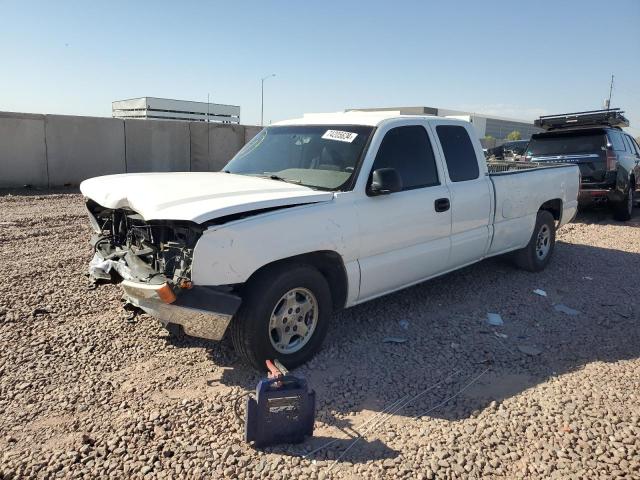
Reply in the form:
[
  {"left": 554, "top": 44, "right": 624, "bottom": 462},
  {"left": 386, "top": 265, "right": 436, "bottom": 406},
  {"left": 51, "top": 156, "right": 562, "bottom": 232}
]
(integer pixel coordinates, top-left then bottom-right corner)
[{"left": 80, "top": 172, "right": 334, "bottom": 223}]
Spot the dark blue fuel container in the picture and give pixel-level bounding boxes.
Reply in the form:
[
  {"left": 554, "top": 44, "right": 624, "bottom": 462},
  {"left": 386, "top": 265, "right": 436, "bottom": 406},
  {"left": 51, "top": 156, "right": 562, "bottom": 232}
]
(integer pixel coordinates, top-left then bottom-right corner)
[{"left": 245, "top": 374, "right": 315, "bottom": 448}]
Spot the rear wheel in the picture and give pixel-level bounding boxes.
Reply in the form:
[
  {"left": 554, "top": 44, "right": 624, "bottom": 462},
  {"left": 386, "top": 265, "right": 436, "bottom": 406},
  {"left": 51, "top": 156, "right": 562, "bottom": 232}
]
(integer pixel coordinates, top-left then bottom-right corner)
[
  {"left": 612, "top": 185, "right": 634, "bottom": 221},
  {"left": 230, "top": 264, "right": 332, "bottom": 371},
  {"left": 513, "top": 210, "right": 556, "bottom": 272}
]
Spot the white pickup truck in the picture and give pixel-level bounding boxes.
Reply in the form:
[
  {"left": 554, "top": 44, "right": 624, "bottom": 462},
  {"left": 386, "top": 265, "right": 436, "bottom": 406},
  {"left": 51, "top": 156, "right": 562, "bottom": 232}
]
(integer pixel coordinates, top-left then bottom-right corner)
[{"left": 81, "top": 112, "right": 579, "bottom": 370}]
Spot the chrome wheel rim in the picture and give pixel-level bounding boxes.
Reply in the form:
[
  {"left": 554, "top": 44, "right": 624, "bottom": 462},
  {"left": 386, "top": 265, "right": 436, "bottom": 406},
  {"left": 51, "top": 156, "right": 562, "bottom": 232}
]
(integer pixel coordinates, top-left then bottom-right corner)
[
  {"left": 536, "top": 224, "right": 551, "bottom": 260},
  {"left": 269, "top": 287, "right": 318, "bottom": 354}
]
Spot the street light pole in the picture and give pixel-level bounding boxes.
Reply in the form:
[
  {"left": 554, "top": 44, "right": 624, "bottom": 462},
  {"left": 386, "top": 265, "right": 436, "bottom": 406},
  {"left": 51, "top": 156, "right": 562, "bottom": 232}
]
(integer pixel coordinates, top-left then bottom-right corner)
[{"left": 261, "top": 73, "right": 276, "bottom": 126}]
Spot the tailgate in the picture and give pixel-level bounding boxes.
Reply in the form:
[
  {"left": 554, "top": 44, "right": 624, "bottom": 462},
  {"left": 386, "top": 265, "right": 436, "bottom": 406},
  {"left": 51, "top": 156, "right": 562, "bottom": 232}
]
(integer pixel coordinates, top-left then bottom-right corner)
[{"left": 531, "top": 153, "right": 607, "bottom": 182}]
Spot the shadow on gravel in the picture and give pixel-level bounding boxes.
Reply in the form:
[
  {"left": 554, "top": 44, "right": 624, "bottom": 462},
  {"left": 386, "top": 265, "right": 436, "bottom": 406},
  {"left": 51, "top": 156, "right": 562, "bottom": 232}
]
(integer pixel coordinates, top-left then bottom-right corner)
[
  {"left": 161, "top": 332, "right": 262, "bottom": 390},
  {"left": 572, "top": 203, "right": 640, "bottom": 228},
  {"left": 268, "top": 436, "right": 399, "bottom": 463},
  {"left": 166, "top": 209, "right": 639, "bottom": 464}
]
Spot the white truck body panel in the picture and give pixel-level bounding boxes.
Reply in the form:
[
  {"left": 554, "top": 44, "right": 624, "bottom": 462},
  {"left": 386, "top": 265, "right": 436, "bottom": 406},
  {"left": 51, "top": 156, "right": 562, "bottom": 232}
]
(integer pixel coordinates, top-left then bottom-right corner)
[
  {"left": 79, "top": 172, "right": 333, "bottom": 223},
  {"left": 189, "top": 114, "right": 578, "bottom": 307},
  {"left": 426, "top": 120, "right": 495, "bottom": 268},
  {"left": 81, "top": 112, "right": 580, "bottom": 311},
  {"left": 489, "top": 167, "right": 579, "bottom": 254}
]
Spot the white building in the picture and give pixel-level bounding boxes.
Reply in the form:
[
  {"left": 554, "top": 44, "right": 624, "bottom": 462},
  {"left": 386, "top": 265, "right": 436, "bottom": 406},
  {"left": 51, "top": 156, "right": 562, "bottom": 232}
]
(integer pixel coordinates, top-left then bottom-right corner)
[{"left": 112, "top": 97, "right": 240, "bottom": 124}]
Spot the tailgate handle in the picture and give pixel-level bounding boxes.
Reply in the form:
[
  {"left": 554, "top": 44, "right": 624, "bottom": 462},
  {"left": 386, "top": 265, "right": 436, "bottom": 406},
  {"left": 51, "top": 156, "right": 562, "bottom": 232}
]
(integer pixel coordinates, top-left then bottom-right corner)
[{"left": 434, "top": 198, "right": 450, "bottom": 212}]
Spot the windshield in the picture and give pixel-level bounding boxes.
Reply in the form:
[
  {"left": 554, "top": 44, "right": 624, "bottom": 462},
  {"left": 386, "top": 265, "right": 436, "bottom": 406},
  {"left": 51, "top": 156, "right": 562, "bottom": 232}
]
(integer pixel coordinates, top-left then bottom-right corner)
[
  {"left": 224, "top": 125, "right": 374, "bottom": 190},
  {"left": 527, "top": 132, "right": 606, "bottom": 156}
]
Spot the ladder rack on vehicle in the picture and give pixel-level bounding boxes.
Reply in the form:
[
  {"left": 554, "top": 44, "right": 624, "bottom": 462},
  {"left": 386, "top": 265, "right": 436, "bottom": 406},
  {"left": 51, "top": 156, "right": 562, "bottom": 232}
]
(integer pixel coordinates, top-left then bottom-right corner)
[{"left": 534, "top": 108, "right": 629, "bottom": 130}]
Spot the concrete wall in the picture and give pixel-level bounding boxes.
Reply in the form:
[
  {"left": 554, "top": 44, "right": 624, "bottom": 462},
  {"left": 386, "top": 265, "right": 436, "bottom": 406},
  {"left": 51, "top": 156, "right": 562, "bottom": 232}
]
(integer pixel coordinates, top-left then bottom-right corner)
[
  {"left": 244, "top": 125, "right": 262, "bottom": 144},
  {"left": 189, "top": 122, "right": 211, "bottom": 172},
  {"left": 0, "top": 109, "right": 262, "bottom": 187},
  {"left": 46, "top": 115, "right": 126, "bottom": 185},
  {"left": 125, "top": 119, "right": 189, "bottom": 172},
  {"left": 189, "top": 123, "right": 250, "bottom": 171},
  {"left": 0, "top": 112, "right": 48, "bottom": 187},
  {"left": 209, "top": 124, "right": 245, "bottom": 171}
]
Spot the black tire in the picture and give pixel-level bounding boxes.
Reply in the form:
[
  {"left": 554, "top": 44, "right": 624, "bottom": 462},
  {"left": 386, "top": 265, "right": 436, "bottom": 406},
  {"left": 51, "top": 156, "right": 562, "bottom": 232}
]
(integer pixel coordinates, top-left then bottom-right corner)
[
  {"left": 230, "top": 264, "right": 332, "bottom": 371},
  {"left": 165, "top": 322, "right": 185, "bottom": 338},
  {"left": 612, "top": 186, "right": 634, "bottom": 221},
  {"left": 513, "top": 210, "right": 556, "bottom": 272}
]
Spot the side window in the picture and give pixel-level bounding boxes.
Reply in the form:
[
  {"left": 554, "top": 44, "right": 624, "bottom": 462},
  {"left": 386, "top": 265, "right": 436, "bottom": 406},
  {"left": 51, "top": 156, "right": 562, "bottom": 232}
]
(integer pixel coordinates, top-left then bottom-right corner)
[
  {"left": 371, "top": 125, "right": 439, "bottom": 191},
  {"left": 608, "top": 130, "right": 626, "bottom": 151},
  {"left": 625, "top": 135, "right": 639, "bottom": 155},
  {"left": 436, "top": 125, "right": 480, "bottom": 182},
  {"left": 632, "top": 137, "right": 640, "bottom": 155}
]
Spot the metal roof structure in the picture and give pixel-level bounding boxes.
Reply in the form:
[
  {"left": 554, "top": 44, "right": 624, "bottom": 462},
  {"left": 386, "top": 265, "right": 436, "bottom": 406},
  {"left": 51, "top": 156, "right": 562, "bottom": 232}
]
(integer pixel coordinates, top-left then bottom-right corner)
[{"left": 112, "top": 97, "right": 240, "bottom": 124}]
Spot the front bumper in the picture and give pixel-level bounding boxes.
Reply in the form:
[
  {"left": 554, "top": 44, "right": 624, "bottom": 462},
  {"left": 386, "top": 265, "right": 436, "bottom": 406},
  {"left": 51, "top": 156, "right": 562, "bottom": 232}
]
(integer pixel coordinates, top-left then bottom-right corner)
[{"left": 122, "top": 281, "right": 241, "bottom": 341}]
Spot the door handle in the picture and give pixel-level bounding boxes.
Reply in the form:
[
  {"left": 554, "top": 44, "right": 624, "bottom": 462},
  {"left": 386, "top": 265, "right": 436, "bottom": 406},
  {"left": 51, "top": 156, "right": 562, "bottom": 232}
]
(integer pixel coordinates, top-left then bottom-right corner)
[{"left": 434, "top": 198, "right": 450, "bottom": 212}]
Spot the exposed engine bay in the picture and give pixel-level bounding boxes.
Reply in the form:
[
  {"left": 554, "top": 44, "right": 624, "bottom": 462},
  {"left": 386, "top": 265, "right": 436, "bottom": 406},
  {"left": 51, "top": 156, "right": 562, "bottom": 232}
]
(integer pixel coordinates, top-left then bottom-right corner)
[{"left": 86, "top": 199, "right": 203, "bottom": 285}]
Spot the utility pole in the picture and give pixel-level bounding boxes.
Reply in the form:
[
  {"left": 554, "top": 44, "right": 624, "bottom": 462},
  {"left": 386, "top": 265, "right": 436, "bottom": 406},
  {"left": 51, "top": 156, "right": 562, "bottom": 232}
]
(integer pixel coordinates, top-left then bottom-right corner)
[
  {"left": 607, "top": 74, "right": 614, "bottom": 110},
  {"left": 261, "top": 74, "right": 276, "bottom": 126}
]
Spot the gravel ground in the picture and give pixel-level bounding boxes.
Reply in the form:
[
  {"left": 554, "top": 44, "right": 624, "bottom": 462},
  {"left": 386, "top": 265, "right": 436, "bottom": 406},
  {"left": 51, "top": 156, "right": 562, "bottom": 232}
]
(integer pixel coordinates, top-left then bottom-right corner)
[{"left": 0, "top": 189, "right": 639, "bottom": 479}]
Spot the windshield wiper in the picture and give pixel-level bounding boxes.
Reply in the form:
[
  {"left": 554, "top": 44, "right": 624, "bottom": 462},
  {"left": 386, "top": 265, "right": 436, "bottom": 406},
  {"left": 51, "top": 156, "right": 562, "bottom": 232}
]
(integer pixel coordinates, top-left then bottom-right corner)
[{"left": 262, "top": 174, "right": 302, "bottom": 185}]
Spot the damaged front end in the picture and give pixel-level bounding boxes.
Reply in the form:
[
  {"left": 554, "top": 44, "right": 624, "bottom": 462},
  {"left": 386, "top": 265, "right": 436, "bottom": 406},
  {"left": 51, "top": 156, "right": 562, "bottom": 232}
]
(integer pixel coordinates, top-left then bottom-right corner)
[{"left": 86, "top": 199, "right": 240, "bottom": 340}]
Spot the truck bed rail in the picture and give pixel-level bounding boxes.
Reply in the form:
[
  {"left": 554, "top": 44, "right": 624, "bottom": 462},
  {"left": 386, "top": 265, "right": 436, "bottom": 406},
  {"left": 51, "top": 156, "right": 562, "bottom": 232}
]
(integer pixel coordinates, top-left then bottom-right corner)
[
  {"left": 487, "top": 160, "right": 576, "bottom": 175},
  {"left": 487, "top": 161, "right": 542, "bottom": 173}
]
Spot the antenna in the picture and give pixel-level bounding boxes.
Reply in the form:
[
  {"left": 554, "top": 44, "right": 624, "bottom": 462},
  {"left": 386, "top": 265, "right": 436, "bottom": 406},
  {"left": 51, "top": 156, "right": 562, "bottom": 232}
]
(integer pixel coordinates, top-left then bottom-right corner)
[{"left": 607, "top": 75, "right": 614, "bottom": 110}]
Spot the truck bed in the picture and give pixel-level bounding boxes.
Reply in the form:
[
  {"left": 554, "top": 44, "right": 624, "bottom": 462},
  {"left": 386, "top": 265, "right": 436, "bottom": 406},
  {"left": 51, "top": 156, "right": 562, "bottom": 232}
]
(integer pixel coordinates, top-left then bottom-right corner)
[
  {"left": 487, "top": 160, "right": 573, "bottom": 174},
  {"left": 486, "top": 162, "right": 579, "bottom": 256}
]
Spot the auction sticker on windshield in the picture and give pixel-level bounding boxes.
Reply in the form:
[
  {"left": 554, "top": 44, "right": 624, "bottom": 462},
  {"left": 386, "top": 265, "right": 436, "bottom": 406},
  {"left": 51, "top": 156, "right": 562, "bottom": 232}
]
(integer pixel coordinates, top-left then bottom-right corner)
[{"left": 322, "top": 130, "right": 358, "bottom": 143}]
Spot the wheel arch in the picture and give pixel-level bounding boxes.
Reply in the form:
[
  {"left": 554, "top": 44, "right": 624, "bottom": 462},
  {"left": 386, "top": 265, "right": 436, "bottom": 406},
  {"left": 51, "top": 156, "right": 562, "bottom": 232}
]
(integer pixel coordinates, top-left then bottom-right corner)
[
  {"left": 539, "top": 198, "right": 563, "bottom": 223},
  {"left": 242, "top": 250, "right": 349, "bottom": 312}
]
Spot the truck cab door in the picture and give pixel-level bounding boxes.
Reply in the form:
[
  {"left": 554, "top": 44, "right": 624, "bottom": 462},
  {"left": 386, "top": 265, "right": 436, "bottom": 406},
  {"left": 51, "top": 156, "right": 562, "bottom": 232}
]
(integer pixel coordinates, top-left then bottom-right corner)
[
  {"left": 431, "top": 122, "right": 493, "bottom": 268},
  {"left": 355, "top": 123, "right": 452, "bottom": 302}
]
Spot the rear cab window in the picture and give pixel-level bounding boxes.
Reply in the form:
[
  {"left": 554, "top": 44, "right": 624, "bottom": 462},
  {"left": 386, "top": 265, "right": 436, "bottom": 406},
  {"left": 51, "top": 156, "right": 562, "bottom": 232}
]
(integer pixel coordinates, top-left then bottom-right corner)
[
  {"left": 370, "top": 125, "right": 439, "bottom": 191},
  {"left": 435, "top": 125, "right": 480, "bottom": 182},
  {"left": 527, "top": 130, "right": 607, "bottom": 156}
]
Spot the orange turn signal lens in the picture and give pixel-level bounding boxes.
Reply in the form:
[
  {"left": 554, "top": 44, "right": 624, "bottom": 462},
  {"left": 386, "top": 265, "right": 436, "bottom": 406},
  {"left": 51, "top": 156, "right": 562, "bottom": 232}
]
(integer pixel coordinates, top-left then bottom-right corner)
[{"left": 157, "top": 283, "right": 177, "bottom": 304}]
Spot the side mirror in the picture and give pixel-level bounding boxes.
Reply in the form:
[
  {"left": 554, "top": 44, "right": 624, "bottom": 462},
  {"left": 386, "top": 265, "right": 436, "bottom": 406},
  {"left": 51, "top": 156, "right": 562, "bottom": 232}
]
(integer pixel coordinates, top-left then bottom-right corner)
[{"left": 368, "top": 168, "right": 403, "bottom": 196}]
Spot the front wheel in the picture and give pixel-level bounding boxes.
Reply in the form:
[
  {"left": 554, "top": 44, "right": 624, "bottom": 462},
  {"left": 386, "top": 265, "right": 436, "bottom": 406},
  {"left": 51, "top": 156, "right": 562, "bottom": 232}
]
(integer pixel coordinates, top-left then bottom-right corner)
[
  {"left": 230, "top": 264, "right": 332, "bottom": 371},
  {"left": 513, "top": 210, "right": 556, "bottom": 272}
]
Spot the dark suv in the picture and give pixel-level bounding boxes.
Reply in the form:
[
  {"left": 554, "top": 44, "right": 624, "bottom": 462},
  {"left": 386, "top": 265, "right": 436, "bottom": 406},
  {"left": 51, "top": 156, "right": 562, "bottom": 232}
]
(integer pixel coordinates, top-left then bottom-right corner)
[{"left": 527, "top": 109, "right": 640, "bottom": 220}]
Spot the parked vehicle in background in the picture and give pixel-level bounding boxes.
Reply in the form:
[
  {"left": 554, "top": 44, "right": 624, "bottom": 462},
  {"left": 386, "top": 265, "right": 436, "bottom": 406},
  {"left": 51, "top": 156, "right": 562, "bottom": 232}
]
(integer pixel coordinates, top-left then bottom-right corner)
[
  {"left": 503, "top": 140, "right": 529, "bottom": 161},
  {"left": 528, "top": 109, "right": 639, "bottom": 221},
  {"left": 487, "top": 140, "right": 529, "bottom": 161},
  {"left": 80, "top": 112, "right": 579, "bottom": 370},
  {"left": 487, "top": 144, "right": 504, "bottom": 159}
]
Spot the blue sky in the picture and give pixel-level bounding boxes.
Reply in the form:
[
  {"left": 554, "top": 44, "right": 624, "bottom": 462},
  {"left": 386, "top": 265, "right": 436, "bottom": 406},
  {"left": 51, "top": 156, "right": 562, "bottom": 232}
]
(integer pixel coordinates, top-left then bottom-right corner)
[{"left": 1, "top": 0, "right": 639, "bottom": 134}]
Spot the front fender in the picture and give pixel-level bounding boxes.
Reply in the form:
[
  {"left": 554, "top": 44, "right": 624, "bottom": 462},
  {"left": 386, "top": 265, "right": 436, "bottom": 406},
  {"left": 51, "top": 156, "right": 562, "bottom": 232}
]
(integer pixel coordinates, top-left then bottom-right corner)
[{"left": 190, "top": 200, "right": 358, "bottom": 286}]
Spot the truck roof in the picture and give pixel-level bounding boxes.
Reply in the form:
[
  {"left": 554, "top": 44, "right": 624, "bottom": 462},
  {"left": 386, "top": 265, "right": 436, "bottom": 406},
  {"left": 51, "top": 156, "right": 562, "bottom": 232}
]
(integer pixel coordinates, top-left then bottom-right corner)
[{"left": 273, "top": 110, "right": 456, "bottom": 127}]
